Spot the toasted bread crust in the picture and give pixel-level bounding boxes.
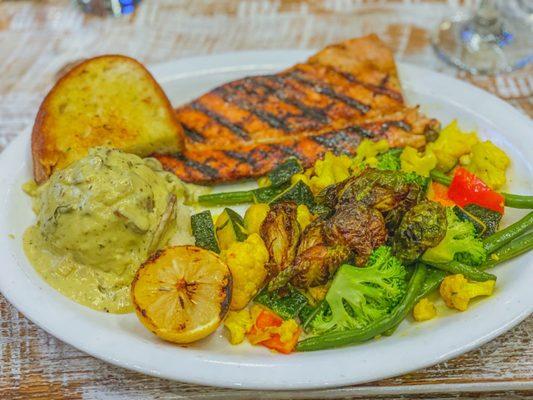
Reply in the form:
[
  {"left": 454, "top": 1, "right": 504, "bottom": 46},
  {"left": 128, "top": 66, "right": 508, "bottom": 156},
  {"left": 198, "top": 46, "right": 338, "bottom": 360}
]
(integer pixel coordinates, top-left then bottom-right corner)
[{"left": 32, "top": 55, "right": 183, "bottom": 183}]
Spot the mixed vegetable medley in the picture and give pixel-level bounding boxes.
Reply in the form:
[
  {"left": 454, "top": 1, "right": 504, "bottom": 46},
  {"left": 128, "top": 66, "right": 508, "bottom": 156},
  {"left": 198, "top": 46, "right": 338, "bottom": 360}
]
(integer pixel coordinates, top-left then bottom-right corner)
[{"left": 184, "top": 121, "right": 533, "bottom": 353}]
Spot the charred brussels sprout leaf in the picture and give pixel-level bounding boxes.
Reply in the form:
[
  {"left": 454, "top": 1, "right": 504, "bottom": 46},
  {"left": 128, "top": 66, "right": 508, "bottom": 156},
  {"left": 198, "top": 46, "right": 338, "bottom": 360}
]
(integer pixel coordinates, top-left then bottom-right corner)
[
  {"left": 260, "top": 202, "right": 300, "bottom": 279},
  {"left": 336, "top": 168, "right": 423, "bottom": 213},
  {"left": 290, "top": 221, "right": 352, "bottom": 288},
  {"left": 393, "top": 201, "right": 447, "bottom": 264},
  {"left": 324, "top": 203, "right": 388, "bottom": 266}
]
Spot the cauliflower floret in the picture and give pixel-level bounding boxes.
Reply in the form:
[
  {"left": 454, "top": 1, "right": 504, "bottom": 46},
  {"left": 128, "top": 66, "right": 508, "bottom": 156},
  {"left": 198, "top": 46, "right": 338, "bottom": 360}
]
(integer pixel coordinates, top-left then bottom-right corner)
[
  {"left": 309, "top": 151, "right": 353, "bottom": 193},
  {"left": 353, "top": 139, "right": 390, "bottom": 168},
  {"left": 413, "top": 298, "right": 437, "bottom": 321},
  {"left": 296, "top": 204, "right": 313, "bottom": 231},
  {"left": 432, "top": 121, "right": 479, "bottom": 172},
  {"left": 222, "top": 233, "right": 269, "bottom": 310},
  {"left": 462, "top": 141, "right": 510, "bottom": 190},
  {"left": 400, "top": 146, "right": 437, "bottom": 177},
  {"left": 244, "top": 204, "right": 270, "bottom": 234},
  {"left": 224, "top": 309, "right": 253, "bottom": 344},
  {"left": 439, "top": 274, "right": 495, "bottom": 311}
]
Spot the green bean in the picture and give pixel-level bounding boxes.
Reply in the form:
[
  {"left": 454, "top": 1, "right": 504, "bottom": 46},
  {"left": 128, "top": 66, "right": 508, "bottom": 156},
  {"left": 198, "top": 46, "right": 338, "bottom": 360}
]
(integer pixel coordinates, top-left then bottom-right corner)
[
  {"left": 197, "top": 184, "right": 288, "bottom": 207},
  {"left": 482, "top": 232, "right": 533, "bottom": 269},
  {"left": 423, "top": 260, "right": 496, "bottom": 282},
  {"left": 198, "top": 191, "right": 254, "bottom": 206},
  {"left": 415, "top": 267, "right": 446, "bottom": 302},
  {"left": 483, "top": 212, "right": 533, "bottom": 254},
  {"left": 430, "top": 170, "right": 533, "bottom": 209},
  {"left": 296, "top": 264, "right": 427, "bottom": 352},
  {"left": 430, "top": 170, "right": 452, "bottom": 186},
  {"left": 502, "top": 194, "right": 533, "bottom": 209}
]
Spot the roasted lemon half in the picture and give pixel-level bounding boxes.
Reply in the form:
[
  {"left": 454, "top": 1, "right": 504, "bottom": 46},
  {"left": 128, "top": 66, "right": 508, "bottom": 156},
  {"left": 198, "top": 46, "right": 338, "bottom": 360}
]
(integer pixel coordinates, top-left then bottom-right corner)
[{"left": 131, "top": 246, "right": 232, "bottom": 344}]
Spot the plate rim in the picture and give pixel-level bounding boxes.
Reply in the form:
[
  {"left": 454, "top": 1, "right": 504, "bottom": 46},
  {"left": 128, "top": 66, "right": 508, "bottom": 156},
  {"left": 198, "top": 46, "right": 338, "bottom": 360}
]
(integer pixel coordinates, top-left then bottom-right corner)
[{"left": 0, "top": 50, "right": 532, "bottom": 390}]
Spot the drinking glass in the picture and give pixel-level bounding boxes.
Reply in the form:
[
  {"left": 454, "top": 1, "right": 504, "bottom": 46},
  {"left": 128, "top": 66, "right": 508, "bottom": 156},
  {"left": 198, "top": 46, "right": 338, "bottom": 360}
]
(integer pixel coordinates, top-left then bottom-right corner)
[
  {"left": 76, "top": 0, "right": 141, "bottom": 16},
  {"left": 433, "top": 0, "right": 533, "bottom": 75}
]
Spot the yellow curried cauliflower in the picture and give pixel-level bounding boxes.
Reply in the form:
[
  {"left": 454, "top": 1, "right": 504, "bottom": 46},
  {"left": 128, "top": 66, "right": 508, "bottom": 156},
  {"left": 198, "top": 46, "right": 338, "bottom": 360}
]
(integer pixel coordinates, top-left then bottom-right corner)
[
  {"left": 439, "top": 274, "right": 495, "bottom": 311},
  {"left": 353, "top": 139, "right": 389, "bottom": 168},
  {"left": 296, "top": 204, "right": 314, "bottom": 231},
  {"left": 222, "top": 233, "right": 269, "bottom": 310},
  {"left": 309, "top": 151, "right": 353, "bottom": 193},
  {"left": 400, "top": 146, "right": 437, "bottom": 177},
  {"left": 413, "top": 298, "right": 437, "bottom": 321},
  {"left": 224, "top": 309, "right": 253, "bottom": 344},
  {"left": 462, "top": 141, "right": 510, "bottom": 190},
  {"left": 244, "top": 203, "right": 270, "bottom": 234},
  {"left": 431, "top": 120, "right": 479, "bottom": 172}
]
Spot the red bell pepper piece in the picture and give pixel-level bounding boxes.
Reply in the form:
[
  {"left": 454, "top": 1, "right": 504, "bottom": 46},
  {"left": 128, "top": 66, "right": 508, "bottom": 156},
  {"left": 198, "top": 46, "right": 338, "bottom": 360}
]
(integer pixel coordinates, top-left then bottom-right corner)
[{"left": 447, "top": 167, "right": 504, "bottom": 213}]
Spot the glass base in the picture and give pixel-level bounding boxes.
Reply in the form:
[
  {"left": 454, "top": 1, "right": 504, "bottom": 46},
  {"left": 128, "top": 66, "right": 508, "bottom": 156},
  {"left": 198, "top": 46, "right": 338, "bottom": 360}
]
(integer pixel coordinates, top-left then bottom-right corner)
[{"left": 433, "top": 14, "right": 530, "bottom": 75}]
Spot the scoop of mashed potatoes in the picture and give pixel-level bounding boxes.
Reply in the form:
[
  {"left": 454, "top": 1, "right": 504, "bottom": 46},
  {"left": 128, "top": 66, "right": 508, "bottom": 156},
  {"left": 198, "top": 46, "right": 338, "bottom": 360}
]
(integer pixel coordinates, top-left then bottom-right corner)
[{"left": 24, "top": 147, "right": 196, "bottom": 312}]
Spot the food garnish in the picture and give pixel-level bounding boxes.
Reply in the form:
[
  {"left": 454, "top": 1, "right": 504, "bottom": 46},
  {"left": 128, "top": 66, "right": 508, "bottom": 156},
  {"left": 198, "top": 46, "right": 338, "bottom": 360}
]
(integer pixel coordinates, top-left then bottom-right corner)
[{"left": 131, "top": 246, "right": 232, "bottom": 344}]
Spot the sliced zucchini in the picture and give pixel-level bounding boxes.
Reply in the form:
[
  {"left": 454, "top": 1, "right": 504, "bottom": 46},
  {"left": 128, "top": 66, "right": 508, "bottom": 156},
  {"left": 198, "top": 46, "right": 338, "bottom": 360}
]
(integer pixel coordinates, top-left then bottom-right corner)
[
  {"left": 191, "top": 211, "right": 220, "bottom": 254},
  {"left": 215, "top": 208, "right": 247, "bottom": 250},
  {"left": 461, "top": 204, "right": 502, "bottom": 238},
  {"left": 270, "top": 180, "right": 316, "bottom": 209},
  {"left": 267, "top": 157, "right": 303, "bottom": 187},
  {"left": 254, "top": 285, "right": 309, "bottom": 320}
]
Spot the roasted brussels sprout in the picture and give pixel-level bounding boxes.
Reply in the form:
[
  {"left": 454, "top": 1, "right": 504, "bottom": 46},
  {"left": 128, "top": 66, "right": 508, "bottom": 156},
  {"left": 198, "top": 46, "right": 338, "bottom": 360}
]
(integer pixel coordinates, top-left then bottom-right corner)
[
  {"left": 335, "top": 168, "right": 422, "bottom": 212},
  {"left": 324, "top": 203, "right": 388, "bottom": 266},
  {"left": 384, "top": 182, "right": 423, "bottom": 233},
  {"left": 291, "top": 221, "right": 352, "bottom": 288},
  {"left": 392, "top": 200, "right": 447, "bottom": 264},
  {"left": 260, "top": 201, "right": 300, "bottom": 279}
]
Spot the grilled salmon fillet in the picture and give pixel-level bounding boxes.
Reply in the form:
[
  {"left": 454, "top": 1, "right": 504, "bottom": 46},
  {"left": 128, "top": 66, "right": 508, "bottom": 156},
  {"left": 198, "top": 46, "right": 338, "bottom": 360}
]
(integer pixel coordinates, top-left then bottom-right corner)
[{"left": 156, "top": 35, "right": 439, "bottom": 184}]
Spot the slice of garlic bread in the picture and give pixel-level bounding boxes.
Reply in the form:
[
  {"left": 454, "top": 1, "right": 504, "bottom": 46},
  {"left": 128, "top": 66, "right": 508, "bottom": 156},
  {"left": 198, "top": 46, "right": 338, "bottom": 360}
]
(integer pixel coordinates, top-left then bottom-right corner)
[{"left": 32, "top": 55, "right": 183, "bottom": 183}]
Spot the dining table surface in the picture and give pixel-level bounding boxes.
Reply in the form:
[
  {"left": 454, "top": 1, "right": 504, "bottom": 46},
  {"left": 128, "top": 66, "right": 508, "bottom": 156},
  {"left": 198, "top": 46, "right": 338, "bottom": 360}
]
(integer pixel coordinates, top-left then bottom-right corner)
[{"left": 0, "top": 0, "right": 532, "bottom": 399}]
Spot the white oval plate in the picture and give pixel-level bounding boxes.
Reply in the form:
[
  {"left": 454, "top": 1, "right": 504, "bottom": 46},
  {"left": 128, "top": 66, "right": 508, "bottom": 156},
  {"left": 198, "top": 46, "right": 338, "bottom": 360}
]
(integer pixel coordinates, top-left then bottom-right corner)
[{"left": 0, "top": 51, "right": 532, "bottom": 390}]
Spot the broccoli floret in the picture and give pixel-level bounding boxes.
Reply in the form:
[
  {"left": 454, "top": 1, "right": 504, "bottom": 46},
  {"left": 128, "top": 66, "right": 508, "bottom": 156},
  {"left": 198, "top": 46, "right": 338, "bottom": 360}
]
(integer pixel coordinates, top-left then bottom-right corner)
[
  {"left": 376, "top": 148, "right": 402, "bottom": 171},
  {"left": 403, "top": 171, "right": 429, "bottom": 189},
  {"left": 309, "top": 246, "right": 408, "bottom": 334},
  {"left": 422, "top": 208, "right": 486, "bottom": 266}
]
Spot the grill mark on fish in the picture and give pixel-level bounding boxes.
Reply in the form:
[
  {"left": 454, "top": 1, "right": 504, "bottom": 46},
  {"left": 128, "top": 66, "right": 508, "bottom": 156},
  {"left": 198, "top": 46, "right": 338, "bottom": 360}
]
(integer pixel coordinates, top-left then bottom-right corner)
[
  {"left": 190, "top": 101, "right": 251, "bottom": 140},
  {"left": 253, "top": 75, "right": 330, "bottom": 124},
  {"left": 288, "top": 70, "right": 370, "bottom": 114},
  {"left": 214, "top": 86, "right": 291, "bottom": 131},
  {"left": 222, "top": 149, "right": 259, "bottom": 168},
  {"left": 310, "top": 131, "right": 355, "bottom": 154},
  {"left": 173, "top": 153, "right": 220, "bottom": 180},
  {"left": 328, "top": 67, "right": 403, "bottom": 102},
  {"left": 272, "top": 143, "right": 307, "bottom": 161},
  {"left": 181, "top": 124, "right": 205, "bottom": 143},
  {"left": 382, "top": 120, "right": 412, "bottom": 132}
]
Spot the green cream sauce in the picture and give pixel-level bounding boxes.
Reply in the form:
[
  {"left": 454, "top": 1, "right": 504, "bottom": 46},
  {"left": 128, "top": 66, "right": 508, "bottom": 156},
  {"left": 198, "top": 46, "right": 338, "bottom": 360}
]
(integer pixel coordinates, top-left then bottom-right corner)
[{"left": 23, "top": 147, "right": 195, "bottom": 313}]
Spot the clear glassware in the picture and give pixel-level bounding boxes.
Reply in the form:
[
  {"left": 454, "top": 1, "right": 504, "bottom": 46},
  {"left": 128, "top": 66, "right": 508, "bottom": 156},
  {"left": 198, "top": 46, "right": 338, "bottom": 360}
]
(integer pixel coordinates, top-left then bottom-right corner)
[
  {"left": 76, "top": 0, "right": 141, "bottom": 17},
  {"left": 433, "top": 0, "right": 533, "bottom": 75}
]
